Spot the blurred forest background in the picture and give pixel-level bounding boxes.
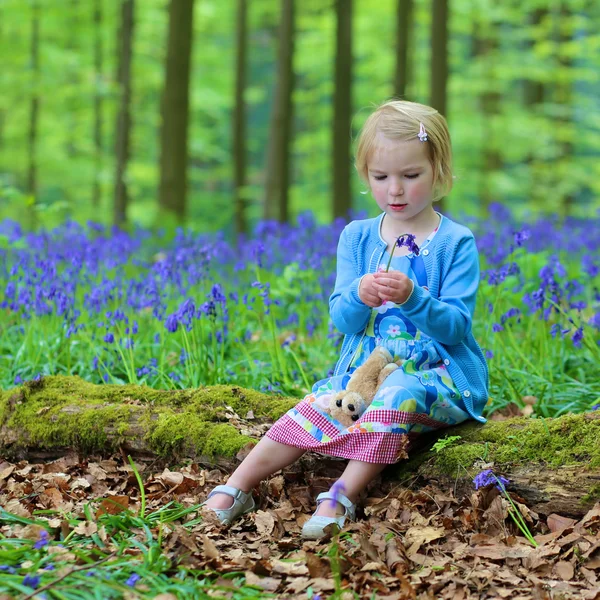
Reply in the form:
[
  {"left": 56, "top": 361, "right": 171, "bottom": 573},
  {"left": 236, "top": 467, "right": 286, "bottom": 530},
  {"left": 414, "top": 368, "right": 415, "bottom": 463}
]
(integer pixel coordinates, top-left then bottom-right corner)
[{"left": 1, "top": 0, "right": 599, "bottom": 237}]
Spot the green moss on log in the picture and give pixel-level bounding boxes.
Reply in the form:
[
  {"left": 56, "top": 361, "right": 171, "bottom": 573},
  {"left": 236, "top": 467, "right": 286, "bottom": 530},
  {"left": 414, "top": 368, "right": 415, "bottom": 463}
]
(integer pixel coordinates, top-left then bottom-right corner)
[
  {"left": 0, "top": 375, "right": 297, "bottom": 459},
  {"left": 394, "top": 413, "right": 600, "bottom": 480}
]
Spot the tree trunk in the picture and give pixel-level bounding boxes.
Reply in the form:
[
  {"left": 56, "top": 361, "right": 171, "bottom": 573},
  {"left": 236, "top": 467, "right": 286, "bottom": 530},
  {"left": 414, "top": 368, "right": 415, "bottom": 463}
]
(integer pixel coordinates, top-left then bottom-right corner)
[
  {"left": 262, "top": 0, "right": 295, "bottom": 223},
  {"left": 394, "top": 0, "right": 413, "bottom": 100},
  {"left": 429, "top": 0, "right": 448, "bottom": 118},
  {"left": 472, "top": 10, "right": 501, "bottom": 212},
  {"left": 429, "top": 0, "right": 448, "bottom": 214},
  {"left": 233, "top": 0, "right": 248, "bottom": 238},
  {"left": 113, "top": 0, "right": 135, "bottom": 227},
  {"left": 523, "top": 8, "right": 546, "bottom": 210},
  {"left": 555, "top": 2, "right": 574, "bottom": 218},
  {"left": 27, "top": 0, "right": 40, "bottom": 204},
  {"left": 3, "top": 376, "right": 600, "bottom": 518},
  {"left": 158, "top": 0, "right": 195, "bottom": 223},
  {"left": 332, "top": 0, "right": 352, "bottom": 221},
  {"left": 92, "top": 0, "right": 104, "bottom": 209}
]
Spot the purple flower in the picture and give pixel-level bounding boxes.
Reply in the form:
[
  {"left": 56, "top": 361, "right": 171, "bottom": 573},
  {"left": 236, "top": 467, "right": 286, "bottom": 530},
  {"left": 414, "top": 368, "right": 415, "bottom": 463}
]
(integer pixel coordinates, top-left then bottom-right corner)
[
  {"left": 492, "top": 323, "right": 504, "bottom": 333},
  {"left": 329, "top": 480, "right": 346, "bottom": 508},
  {"left": 0, "top": 565, "right": 17, "bottom": 574},
  {"left": 473, "top": 469, "right": 509, "bottom": 492},
  {"left": 513, "top": 229, "right": 530, "bottom": 247},
  {"left": 592, "top": 404, "right": 600, "bottom": 411},
  {"left": 396, "top": 234, "right": 420, "bottom": 256},
  {"left": 572, "top": 327, "right": 584, "bottom": 348},
  {"left": 125, "top": 573, "right": 141, "bottom": 587},
  {"left": 34, "top": 529, "right": 50, "bottom": 549},
  {"left": 485, "top": 350, "right": 494, "bottom": 359},
  {"left": 103, "top": 332, "right": 114, "bottom": 344},
  {"left": 23, "top": 574, "right": 41, "bottom": 589}
]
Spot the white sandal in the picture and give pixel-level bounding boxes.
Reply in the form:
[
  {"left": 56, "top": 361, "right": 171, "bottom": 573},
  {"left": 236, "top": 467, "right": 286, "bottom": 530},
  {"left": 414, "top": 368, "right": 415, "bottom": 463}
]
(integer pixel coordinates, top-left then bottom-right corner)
[
  {"left": 301, "top": 491, "right": 356, "bottom": 539},
  {"left": 202, "top": 485, "right": 256, "bottom": 525}
]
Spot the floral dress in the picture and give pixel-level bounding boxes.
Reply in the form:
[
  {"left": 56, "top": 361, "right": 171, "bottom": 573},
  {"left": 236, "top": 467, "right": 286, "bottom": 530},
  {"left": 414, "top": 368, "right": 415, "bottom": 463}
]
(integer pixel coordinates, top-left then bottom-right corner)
[{"left": 266, "top": 221, "right": 471, "bottom": 464}]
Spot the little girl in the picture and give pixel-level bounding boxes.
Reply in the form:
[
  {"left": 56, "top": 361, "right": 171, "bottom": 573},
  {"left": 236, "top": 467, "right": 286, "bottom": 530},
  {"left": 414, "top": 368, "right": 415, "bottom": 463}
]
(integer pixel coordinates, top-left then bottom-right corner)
[{"left": 203, "top": 99, "right": 489, "bottom": 539}]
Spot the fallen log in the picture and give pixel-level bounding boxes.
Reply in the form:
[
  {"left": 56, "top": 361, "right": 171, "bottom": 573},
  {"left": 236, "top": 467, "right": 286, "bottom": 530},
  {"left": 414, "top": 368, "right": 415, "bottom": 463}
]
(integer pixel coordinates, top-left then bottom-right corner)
[{"left": 2, "top": 376, "right": 599, "bottom": 517}]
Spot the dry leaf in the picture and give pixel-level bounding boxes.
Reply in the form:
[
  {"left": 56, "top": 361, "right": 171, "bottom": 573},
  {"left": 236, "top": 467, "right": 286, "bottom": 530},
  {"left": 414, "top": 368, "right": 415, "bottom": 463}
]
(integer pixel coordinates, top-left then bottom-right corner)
[
  {"left": 553, "top": 560, "right": 574, "bottom": 581},
  {"left": 74, "top": 521, "right": 98, "bottom": 536},
  {"left": 547, "top": 514, "right": 577, "bottom": 533},
  {"left": 96, "top": 495, "right": 130, "bottom": 517},
  {"left": 254, "top": 510, "right": 276, "bottom": 537}
]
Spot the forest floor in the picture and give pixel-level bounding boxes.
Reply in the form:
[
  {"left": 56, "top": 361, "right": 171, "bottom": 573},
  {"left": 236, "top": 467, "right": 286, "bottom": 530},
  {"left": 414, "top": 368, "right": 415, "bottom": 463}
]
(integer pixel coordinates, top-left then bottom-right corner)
[{"left": 1, "top": 448, "right": 600, "bottom": 600}]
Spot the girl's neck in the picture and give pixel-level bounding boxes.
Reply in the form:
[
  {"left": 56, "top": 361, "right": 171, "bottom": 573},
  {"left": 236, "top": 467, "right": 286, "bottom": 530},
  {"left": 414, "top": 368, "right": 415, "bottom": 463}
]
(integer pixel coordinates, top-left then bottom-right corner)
[{"left": 381, "top": 209, "right": 440, "bottom": 248}]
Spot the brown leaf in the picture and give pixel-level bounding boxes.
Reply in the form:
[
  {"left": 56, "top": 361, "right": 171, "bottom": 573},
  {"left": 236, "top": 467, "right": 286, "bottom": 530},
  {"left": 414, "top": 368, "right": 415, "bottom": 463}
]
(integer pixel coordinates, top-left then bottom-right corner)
[
  {"left": 243, "top": 571, "right": 280, "bottom": 592},
  {"left": 158, "top": 469, "right": 184, "bottom": 487},
  {"left": 0, "top": 465, "right": 15, "bottom": 480},
  {"left": 96, "top": 495, "right": 130, "bottom": 517},
  {"left": 271, "top": 559, "right": 308, "bottom": 576},
  {"left": 40, "top": 487, "right": 65, "bottom": 509},
  {"left": 306, "top": 552, "right": 330, "bottom": 578},
  {"left": 553, "top": 560, "right": 574, "bottom": 581},
  {"left": 547, "top": 514, "right": 577, "bottom": 533},
  {"left": 403, "top": 526, "right": 445, "bottom": 556},
  {"left": 385, "top": 537, "right": 408, "bottom": 576},
  {"left": 74, "top": 521, "right": 98, "bottom": 536},
  {"left": 253, "top": 510, "right": 275, "bottom": 537},
  {"left": 201, "top": 535, "right": 220, "bottom": 560}
]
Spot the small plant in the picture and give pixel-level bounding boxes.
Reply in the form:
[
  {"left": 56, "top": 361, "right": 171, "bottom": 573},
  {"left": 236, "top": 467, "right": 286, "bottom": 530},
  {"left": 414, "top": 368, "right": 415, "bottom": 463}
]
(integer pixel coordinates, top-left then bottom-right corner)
[
  {"left": 431, "top": 435, "right": 462, "bottom": 453},
  {"left": 473, "top": 469, "right": 538, "bottom": 547}
]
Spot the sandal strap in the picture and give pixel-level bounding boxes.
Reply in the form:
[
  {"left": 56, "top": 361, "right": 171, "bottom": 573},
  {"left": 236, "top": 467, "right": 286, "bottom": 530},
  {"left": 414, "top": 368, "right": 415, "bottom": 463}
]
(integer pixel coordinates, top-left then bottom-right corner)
[
  {"left": 208, "top": 485, "right": 250, "bottom": 502},
  {"left": 316, "top": 491, "right": 355, "bottom": 511}
]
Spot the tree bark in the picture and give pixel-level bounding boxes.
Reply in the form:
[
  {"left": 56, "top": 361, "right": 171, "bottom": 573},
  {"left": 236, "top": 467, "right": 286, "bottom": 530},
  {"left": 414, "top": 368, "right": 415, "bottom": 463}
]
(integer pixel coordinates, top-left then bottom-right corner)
[
  {"left": 2, "top": 377, "right": 600, "bottom": 518},
  {"left": 471, "top": 8, "right": 501, "bottom": 212},
  {"left": 233, "top": 0, "right": 248, "bottom": 238},
  {"left": 429, "top": 0, "right": 448, "bottom": 214},
  {"left": 93, "top": 0, "right": 104, "bottom": 209},
  {"left": 27, "top": 0, "right": 40, "bottom": 203},
  {"left": 262, "top": 0, "right": 295, "bottom": 223},
  {"left": 158, "top": 0, "right": 195, "bottom": 223},
  {"left": 113, "top": 0, "right": 135, "bottom": 227},
  {"left": 332, "top": 0, "right": 352, "bottom": 221},
  {"left": 394, "top": 0, "right": 413, "bottom": 100}
]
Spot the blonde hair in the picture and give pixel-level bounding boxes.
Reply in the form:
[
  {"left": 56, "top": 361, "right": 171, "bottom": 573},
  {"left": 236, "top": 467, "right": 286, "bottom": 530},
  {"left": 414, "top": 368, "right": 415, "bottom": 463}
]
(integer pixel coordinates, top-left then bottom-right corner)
[{"left": 355, "top": 99, "right": 453, "bottom": 200}]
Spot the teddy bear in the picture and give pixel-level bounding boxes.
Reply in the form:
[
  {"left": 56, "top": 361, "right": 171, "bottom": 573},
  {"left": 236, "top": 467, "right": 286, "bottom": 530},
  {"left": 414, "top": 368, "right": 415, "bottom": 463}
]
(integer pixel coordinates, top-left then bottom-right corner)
[{"left": 326, "top": 346, "right": 400, "bottom": 427}]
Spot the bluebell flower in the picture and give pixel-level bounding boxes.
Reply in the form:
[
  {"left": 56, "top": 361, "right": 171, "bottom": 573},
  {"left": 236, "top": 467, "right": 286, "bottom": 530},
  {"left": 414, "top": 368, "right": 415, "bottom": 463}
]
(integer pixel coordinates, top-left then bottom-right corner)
[
  {"left": 572, "top": 328, "right": 584, "bottom": 348},
  {"left": 103, "top": 332, "right": 114, "bottom": 344},
  {"left": 0, "top": 565, "right": 17, "bottom": 574},
  {"left": 34, "top": 530, "right": 50, "bottom": 549},
  {"left": 473, "top": 469, "right": 509, "bottom": 491},
  {"left": 23, "top": 574, "right": 41, "bottom": 589},
  {"left": 125, "top": 573, "right": 141, "bottom": 587},
  {"left": 485, "top": 350, "right": 494, "bottom": 359}
]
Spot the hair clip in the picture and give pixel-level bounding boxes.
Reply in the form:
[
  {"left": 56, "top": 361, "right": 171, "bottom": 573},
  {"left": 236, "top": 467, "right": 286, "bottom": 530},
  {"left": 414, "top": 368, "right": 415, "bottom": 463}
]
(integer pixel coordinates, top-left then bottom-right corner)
[{"left": 418, "top": 122, "right": 428, "bottom": 142}]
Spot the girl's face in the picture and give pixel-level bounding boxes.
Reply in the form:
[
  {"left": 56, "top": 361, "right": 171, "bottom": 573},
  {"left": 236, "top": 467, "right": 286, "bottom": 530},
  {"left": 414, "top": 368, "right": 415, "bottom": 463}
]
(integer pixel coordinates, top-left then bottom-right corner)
[{"left": 367, "top": 133, "right": 436, "bottom": 226}]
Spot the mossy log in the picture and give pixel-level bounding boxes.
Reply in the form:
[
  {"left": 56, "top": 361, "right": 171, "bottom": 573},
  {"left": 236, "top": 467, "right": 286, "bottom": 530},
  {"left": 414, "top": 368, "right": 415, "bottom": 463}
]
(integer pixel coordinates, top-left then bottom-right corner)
[{"left": 2, "top": 376, "right": 599, "bottom": 517}]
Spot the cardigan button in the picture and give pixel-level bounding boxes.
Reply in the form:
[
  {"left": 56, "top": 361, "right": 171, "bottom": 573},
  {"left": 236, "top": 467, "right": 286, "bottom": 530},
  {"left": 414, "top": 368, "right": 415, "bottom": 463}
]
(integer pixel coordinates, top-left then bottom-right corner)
[
  {"left": 443, "top": 359, "right": 450, "bottom": 366},
  {"left": 463, "top": 390, "right": 471, "bottom": 398},
  {"left": 422, "top": 249, "right": 430, "bottom": 256}
]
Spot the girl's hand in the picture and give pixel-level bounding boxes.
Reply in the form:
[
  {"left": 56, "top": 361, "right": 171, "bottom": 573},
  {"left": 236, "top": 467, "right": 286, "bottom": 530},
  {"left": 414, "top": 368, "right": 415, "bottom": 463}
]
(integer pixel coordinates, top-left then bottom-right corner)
[
  {"left": 373, "top": 271, "right": 414, "bottom": 304},
  {"left": 358, "top": 274, "right": 383, "bottom": 307}
]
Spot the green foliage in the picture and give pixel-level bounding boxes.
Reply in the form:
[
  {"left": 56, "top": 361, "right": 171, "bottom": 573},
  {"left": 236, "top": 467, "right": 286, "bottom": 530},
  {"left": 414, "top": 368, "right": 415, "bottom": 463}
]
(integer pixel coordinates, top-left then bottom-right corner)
[{"left": 1, "top": 0, "right": 598, "bottom": 230}]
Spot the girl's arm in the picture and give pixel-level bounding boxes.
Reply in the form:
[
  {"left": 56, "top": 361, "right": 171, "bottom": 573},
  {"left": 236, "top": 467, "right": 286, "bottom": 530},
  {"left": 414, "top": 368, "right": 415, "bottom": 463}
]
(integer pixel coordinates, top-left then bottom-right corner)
[
  {"left": 400, "top": 236, "right": 480, "bottom": 345},
  {"left": 328, "top": 227, "right": 371, "bottom": 335}
]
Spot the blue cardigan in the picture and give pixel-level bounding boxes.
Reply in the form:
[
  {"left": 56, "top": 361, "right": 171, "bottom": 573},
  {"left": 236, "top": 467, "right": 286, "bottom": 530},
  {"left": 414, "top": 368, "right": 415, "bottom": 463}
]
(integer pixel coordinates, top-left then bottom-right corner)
[{"left": 329, "top": 213, "right": 489, "bottom": 423}]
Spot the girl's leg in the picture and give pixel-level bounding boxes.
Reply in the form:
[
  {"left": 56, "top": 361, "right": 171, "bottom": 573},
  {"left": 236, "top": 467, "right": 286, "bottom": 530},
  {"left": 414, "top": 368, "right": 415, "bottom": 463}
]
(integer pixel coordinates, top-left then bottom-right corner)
[
  {"left": 205, "top": 436, "right": 306, "bottom": 509},
  {"left": 313, "top": 459, "right": 387, "bottom": 518}
]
